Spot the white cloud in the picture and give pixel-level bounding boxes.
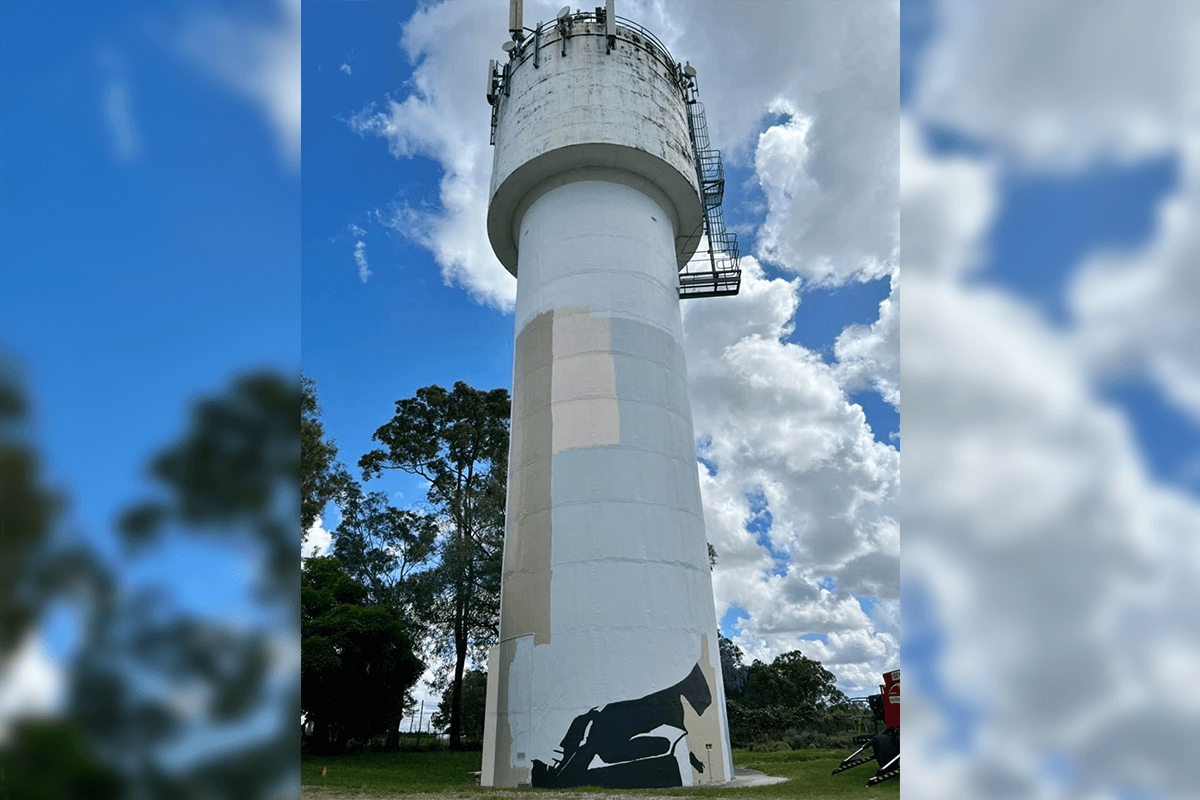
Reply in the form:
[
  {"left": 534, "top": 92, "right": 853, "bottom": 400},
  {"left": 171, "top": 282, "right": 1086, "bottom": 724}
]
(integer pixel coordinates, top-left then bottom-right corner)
[
  {"left": 303, "top": 518, "right": 332, "bottom": 561},
  {"left": 1069, "top": 137, "right": 1200, "bottom": 429},
  {"left": 833, "top": 268, "right": 900, "bottom": 409},
  {"left": 0, "top": 632, "right": 66, "bottom": 745},
  {"left": 344, "top": 0, "right": 513, "bottom": 310},
  {"left": 347, "top": 222, "right": 367, "bottom": 237},
  {"left": 683, "top": 258, "right": 900, "bottom": 693},
  {"left": 340, "top": 62, "right": 353, "bottom": 76},
  {"left": 174, "top": 0, "right": 301, "bottom": 167},
  {"left": 104, "top": 80, "right": 140, "bottom": 163},
  {"left": 97, "top": 47, "right": 140, "bottom": 164},
  {"left": 354, "top": 240, "right": 371, "bottom": 283},
  {"left": 915, "top": 0, "right": 1199, "bottom": 170},
  {"left": 899, "top": 115, "right": 998, "bottom": 279}
]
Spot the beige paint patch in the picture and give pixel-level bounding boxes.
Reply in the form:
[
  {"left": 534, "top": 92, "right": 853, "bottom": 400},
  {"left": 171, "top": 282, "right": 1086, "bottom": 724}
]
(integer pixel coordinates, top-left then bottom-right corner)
[
  {"left": 551, "top": 307, "right": 620, "bottom": 454},
  {"left": 489, "top": 641, "right": 515, "bottom": 786},
  {"left": 681, "top": 633, "right": 728, "bottom": 783},
  {"left": 502, "top": 312, "right": 554, "bottom": 646}
]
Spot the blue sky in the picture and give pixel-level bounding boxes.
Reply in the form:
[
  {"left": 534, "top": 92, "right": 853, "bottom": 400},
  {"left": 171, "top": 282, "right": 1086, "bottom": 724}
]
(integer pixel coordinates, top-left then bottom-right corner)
[{"left": 1, "top": 0, "right": 299, "bottom": 702}]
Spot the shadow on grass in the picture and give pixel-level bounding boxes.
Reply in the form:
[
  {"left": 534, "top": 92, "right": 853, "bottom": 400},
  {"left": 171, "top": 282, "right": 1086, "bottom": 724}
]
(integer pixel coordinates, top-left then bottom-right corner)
[{"left": 301, "top": 749, "right": 900, "bottom": 799}]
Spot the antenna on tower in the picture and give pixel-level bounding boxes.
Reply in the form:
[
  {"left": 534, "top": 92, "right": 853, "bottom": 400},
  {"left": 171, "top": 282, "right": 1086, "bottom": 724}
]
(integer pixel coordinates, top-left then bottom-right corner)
[
  {"left": 486, "top": 58, "right": 498, "bottom": 104},
  {"left": 605, "top": 0, "right": 616, "bottom": 52},
  {"left": 509, "top": 0, "right": 525, "bottom": 41}
]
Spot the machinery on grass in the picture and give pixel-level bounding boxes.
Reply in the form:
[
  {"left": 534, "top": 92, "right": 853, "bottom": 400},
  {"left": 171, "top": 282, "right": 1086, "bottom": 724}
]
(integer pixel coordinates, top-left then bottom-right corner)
[{"left": 832, "top": 669, "right": 898, "bottom": 786}]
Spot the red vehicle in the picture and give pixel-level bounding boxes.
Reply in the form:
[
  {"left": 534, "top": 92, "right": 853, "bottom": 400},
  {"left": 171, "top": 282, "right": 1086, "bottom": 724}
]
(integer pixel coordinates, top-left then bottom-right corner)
[{"left": 832, "top": 669, "right": 898, "bottom": 786}]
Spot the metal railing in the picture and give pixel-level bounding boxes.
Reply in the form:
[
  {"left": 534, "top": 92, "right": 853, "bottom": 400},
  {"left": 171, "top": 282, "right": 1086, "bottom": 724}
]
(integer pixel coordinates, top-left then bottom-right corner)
[{"left": 679, "top": 100, "right": 741, "bottom": 299}]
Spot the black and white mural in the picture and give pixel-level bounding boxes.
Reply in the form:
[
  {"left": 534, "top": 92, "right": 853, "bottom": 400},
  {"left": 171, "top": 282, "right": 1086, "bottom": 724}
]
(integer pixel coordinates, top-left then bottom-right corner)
[{"left": 532, "top": 662, "right": 714, "bottom": 788}]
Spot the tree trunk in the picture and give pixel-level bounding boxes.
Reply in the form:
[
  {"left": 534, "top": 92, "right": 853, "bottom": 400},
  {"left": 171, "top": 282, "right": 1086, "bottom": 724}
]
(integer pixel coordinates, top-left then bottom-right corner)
[
  {"left": 313, "top": 715, "right": 330, "bottom": 755},
  {"left": 384, "top": 714, "right": 401, "bottom": 752},
  {"left": 448, "top": 604, "right": 468, "bottom": 749}
]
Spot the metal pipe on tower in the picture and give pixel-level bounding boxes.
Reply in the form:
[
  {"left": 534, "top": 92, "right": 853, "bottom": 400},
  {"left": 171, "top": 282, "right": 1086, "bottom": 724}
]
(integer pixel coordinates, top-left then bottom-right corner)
[{"left": 481, "top": 2, "right": 740, "bottom": 788}]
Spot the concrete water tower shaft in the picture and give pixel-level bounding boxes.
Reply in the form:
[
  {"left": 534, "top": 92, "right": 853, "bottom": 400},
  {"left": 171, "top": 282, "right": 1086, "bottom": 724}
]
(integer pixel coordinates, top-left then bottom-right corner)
[{"left": 481, "top": 1, "right": 741, "bottom": 788}]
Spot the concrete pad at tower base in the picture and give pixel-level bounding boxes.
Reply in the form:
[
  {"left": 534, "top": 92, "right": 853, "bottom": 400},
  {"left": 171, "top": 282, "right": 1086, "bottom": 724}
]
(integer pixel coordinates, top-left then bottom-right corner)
[{"left": 722, "top": 766, "right": 790, "bottom": 788}]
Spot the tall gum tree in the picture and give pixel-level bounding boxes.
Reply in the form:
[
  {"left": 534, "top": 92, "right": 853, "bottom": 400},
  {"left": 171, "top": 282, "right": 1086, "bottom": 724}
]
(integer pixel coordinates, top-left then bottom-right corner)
[{"left": 360, "top": 382, "right": 509, "bottom": 750}]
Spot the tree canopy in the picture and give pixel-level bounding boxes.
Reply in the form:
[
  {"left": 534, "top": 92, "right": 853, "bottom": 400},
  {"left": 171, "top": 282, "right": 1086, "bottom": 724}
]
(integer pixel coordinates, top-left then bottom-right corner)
[
  {"left": 432, "top": 668, "right": 488, "bottom": 746},
  {"left": 360, "top": 381, "right": 510, "bottom": 750},
  {"left": 301, "top": 557, "right": 425, "bottom": 753},
  {"left": 721, "top": 643, "right": 850, "bottom": 747},
  {"left": 302, "top": 374, "right": 351, "bottom": 540}
]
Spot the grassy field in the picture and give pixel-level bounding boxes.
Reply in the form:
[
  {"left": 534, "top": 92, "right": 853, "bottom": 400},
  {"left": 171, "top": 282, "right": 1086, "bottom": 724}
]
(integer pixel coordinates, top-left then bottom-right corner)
[{"left": 300, "top": 748, "right": 900, "bottom": 799}]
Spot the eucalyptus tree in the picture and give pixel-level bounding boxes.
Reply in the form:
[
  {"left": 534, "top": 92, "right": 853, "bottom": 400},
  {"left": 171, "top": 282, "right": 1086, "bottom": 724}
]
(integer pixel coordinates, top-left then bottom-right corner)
[{"left": 360, "top": 382, "right": 509, "bottom": 750}]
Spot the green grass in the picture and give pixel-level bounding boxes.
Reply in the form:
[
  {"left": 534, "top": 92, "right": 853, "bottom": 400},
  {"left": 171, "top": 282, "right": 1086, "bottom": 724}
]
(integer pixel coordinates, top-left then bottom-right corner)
[
  {"left": 302, "top": 750, "right": 486, "bottom": 794},
  {"left": 300, "top": 748, "right": 899, "bottom": 799}
]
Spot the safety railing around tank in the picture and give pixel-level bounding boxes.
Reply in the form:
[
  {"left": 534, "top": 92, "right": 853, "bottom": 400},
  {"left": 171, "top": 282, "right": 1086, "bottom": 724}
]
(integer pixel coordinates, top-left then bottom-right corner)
[{"left": 488, "top": 8, "right": 692, "bottom": 141}]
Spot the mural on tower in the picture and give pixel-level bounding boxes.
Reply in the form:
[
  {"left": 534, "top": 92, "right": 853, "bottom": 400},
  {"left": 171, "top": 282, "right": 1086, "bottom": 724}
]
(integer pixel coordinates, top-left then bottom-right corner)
[{"left": 533, "top": 663, "right": 713, "bottom": 789}]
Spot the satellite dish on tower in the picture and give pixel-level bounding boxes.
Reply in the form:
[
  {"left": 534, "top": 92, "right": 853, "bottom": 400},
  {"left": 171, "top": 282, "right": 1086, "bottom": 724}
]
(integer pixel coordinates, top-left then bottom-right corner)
[
  {"left": 502, "top": 41, "right": 515, "bottom": 52},
  {"left": 557, "top": 6, "right": 571, "bottom": 20},
  {"left": 683, "top": 64, "right": 697, "bottom": 77}
]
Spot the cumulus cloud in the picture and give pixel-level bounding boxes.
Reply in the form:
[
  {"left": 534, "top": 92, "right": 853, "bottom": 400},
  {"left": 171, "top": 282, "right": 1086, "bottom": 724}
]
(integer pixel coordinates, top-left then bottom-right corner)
[
  {"left": 683, "top": 258, "right": 899, "bottom": 692},
  {"left": 899, "top": 115, "right": 997, "bottom": 279},
  {"left": 344, "top": 1, "right": 513, "bottom": 309},
  {"left": 902, "top": 3, "right": 1200, "bottom": 793},
  {"left": 834, "top": 269, "right": 900, "bottom": 409},
  {"left": 629, "top": 0, "right": 900, "bottom": 286},
  {"left": 1069, "top": 140, "right": 1200, "bottom": 427},
  {"left": 340, "top": 62, "right": 353, "bottom": 76},
  {"left": 915, "top": 0, "right": 1197, "bottom": 170},
  {"left": 354, "top": 240, "right": 371, "bottom": 283},
  {"left": 174, "top": 0, "right": 301, "bottom": 167}
]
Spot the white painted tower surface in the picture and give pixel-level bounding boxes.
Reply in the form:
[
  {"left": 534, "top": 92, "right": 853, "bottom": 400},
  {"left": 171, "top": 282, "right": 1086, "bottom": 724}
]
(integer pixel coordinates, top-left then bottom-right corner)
[{"left": 481, "top": 2, "right": 741, "bottom": 789}]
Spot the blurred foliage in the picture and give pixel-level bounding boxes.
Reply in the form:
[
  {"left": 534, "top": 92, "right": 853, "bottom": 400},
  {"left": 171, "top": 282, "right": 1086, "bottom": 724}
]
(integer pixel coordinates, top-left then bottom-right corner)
[
  {"left": 301, "top": 557, "right": 424, "bottom": 754},
  {"left": 0, "top": 719, "right": 123, "bottom": 800},
  {"left": 1, "top": 367, "right": 301, "bottom": 800},
  {"left": 360, "top": 382, "right": 509, "bottom": 751},
  {"left": 431, "top": 667, "right": 487, "bottom": 747},
  {"left": 301, "top": 375, "right": 351, "bottom": 540},
  {"left": 119, "top": 373, "right": 300, "bottom": 607},
  {"left": 0, "top": 359, "right": 65, "bottom": 663}
]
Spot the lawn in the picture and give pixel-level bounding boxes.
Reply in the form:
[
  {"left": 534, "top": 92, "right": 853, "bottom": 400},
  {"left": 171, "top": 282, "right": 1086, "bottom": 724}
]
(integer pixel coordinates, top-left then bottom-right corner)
[{"left": 300, "top": 748, "right": 900, "bottom": 799}]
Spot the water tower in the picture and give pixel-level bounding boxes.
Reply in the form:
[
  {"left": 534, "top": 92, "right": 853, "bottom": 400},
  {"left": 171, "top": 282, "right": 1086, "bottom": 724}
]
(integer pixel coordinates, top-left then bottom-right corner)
[{"left": 481, "top": 1, "right": 741, "bottom": 788}]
